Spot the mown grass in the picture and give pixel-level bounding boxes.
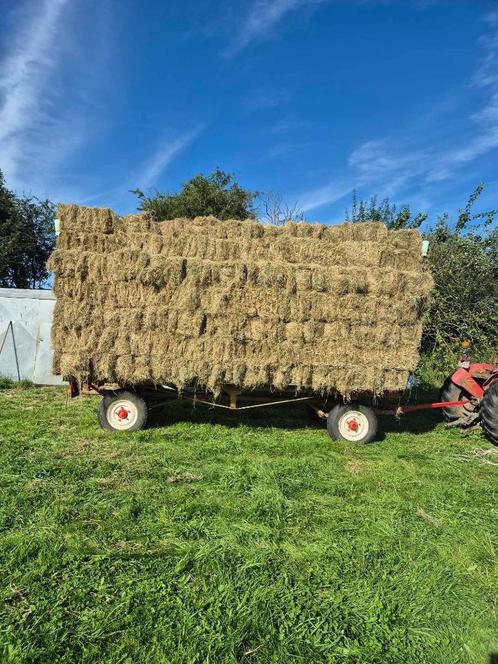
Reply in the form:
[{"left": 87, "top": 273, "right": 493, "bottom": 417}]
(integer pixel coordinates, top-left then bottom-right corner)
[{"left": 0, "top": 386, "right": 497, "bottom": 663}]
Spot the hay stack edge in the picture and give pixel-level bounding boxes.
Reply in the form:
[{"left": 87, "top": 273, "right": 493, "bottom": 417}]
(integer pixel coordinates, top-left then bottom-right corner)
[{"left": 48, "top": 204, "right": 433, "bottom": 396}]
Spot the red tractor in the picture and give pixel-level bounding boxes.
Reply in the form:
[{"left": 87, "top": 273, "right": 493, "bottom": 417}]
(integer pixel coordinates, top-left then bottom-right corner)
[{"left": 439, "top": 346, "right": 498, "bottom": 444}]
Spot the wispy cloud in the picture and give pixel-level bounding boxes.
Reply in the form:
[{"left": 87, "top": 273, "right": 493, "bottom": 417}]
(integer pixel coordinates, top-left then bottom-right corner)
[
  {"left": 225, "top": 0, "right": 322, "bottom": 56},
  {"left": 299, "top": 179, "right": 355, "bottom": 212},
  {"left": 298, "top": 139, "right": 428, "bottom": 213},
  {"left": 77, "top": 125, "right": 204, "bottom": 208},
  {"left": 0, "top": 0, "right": 69, "bottom": 187},
  {"left": 135, "top": 127, "right": 204, "bottom": 190},
  {"left": 296, "top": 11, "right": 498, "bottom": 214},
  {"left": 271, "top": 117, "right": 310, "bottom": 134},
  {"left": 244, "top": 86, "right": 291, "bottom": 112},
  {"left": 426, "top": 10, "right": 498, "bottom": 182},
  {"left": 0, "top": 0, "right": 117, "bottom": 200},
  {"left": 349, "top": 139, "right": 427, "bottom": 186},
  {"left": 472, "top": 11, "right": 498, "bottom": 88}
]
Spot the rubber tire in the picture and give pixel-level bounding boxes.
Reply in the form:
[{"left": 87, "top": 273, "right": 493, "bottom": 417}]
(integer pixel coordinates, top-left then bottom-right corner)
[
  {"left": 481, "top": 381, "right": 498, "bottom": 446},
  {"left": 97, "top": 390, "right": 148, "bottom": 432},
  {"left": 327, "top": 403, "right": 378, "bottom": 444},
  {"left": 440, "top": 377, "right": 467, "bottom": 422}
]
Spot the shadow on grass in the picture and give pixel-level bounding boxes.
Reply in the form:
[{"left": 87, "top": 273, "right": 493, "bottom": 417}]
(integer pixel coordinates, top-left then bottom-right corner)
[
  {"left": 379, "top": 409, "right": 442, "bottom": 438},
  {"left": 148, "top": 396, "right": 444, "bottom": 438},
  {"left": 148, "top": 400, "right": 325, "bottom": 432}
]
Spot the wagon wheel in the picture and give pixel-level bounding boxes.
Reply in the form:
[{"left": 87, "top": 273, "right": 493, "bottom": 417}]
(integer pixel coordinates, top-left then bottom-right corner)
[
  {"left": 327, "top": 403, "right": 378, "bottom": 444},
  {"left": 98, "top": 390, "right": 148, "bottom": 432}
]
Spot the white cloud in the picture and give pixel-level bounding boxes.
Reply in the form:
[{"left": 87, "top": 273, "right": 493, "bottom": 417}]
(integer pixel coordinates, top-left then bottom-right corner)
[
  {"left": 298, "top": 139, "right": 428, "bottom": 213},
  {"left": 75, "top": 126, "right": 204, "bottom": 208},
  {"left": 225, "top": 0, "right": 321, "bottom": 56},
  {"left": 299, "top": 179, "right": 354, "bottom": 212},
  {"left": 426, "top": 13, "right": 498, "bottom": 183},
  {"left": 427, "top": 128, "right": 498, "bottom": 183},
  {"left": 349, "top": 139, "right": 427, "bottom": 183},
  {"left": 135, "top": 127, "right": 204, "bottom": 190},
  {"left": 244, "top": 87, "right": 291, "bottom": 111},
  {"left": 295, "top": 12, "right": 498, "bottom": 213},
  {"left": 271, "top": 117, "right": 310, "bottom": 133},
  {"left": 0, "top": 0, "right": 69, "bottom": 187}
]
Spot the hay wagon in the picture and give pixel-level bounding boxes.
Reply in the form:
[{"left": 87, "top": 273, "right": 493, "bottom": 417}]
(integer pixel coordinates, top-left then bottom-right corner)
[
  {"left": 48, "top": 204, "right": 464, "bottom": 444},
  {"left": 67, "top": 347, "right": 498, "bottom": 445},
  {"left": 71, "top": 380, "right": 381, "bottom": 442}
]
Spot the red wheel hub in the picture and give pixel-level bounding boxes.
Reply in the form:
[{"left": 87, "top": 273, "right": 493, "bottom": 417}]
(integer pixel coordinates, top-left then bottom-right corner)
[
  {"left": 117, "top": 407, "right": 129, "bottom": 420},
  {"left": 346, "top": 418, "right": 359, "bottom": 432}
]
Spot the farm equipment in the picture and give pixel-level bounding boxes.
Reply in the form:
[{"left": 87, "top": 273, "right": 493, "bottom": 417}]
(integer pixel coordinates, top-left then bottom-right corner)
[
  {"left": 68, "top": 346, "right": 498, "bottom": 445},
  {"left": 54, "top": 205, "right": 497, "bottom": 445},
  {"left": 438, "top": 347, "right": 498, "bottom": 444}
]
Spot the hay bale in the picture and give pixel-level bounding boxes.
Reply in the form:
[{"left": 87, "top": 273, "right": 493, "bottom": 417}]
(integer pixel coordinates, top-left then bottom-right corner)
[{"left": 48, "top": 205, "right": 433, "bottom": 395}]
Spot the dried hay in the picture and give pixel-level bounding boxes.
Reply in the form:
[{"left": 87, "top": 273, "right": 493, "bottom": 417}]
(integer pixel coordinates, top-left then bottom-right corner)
[{"left": 48, "top": 204, "right": 433, "bottom": 396}]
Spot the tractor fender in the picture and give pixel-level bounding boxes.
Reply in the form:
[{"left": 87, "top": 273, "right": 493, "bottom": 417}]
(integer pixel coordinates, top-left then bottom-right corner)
[{"left": 450, "top": 366, "right": 490, "bottom": 398}]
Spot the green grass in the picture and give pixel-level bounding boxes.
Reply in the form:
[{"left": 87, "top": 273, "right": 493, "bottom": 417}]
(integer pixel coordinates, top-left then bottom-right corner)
[
  {"left": 0, "top": 376, "right": 32, "bottom": 391},
  {"left": 0, "top": 387, "right": 497, "bottom": 663}
]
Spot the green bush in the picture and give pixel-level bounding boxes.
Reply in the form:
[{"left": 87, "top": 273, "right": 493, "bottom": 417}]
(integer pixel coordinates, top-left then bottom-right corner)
[{"left": 133, "top": 168, "right": 257, "bottom": 221}]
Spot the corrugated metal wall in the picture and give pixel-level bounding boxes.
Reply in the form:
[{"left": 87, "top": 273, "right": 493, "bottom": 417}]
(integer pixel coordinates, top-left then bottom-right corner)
[{"left": 0, "top": 288, "right": 63, "bottom": 385}]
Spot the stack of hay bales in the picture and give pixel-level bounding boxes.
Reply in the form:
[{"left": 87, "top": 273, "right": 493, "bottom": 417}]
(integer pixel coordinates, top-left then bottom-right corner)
[{"left": 48, "top": 205, "right": 433, "bottom": 395}]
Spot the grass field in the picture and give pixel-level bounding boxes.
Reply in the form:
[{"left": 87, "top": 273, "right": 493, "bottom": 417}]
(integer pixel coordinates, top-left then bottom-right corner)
[{"left": 0, "top": 386, "right": 497, "bottom": 663}]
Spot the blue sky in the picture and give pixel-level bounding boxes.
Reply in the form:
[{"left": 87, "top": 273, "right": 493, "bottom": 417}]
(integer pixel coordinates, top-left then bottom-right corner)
[{"left": 1, "top": 0, "right": 497, "bottom": 222}]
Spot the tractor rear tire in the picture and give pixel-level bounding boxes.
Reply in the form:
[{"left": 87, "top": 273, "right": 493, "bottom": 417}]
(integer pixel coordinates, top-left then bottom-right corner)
[
  {"left": 481, "top": 381, "right": 498, "bottom": 445},
  {"left": 440, "top": 377, "right": 468, "bottom": 421}
]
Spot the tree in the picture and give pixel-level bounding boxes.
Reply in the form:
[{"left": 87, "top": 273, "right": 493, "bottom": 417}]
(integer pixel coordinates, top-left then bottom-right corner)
[
  {"left": 422, "top": 188, "right": 498, "bottom": 358},
  {"left": 345, "top": 191, "right": 427, "bottom": 229},
  {"left": 346, "top": 186, "right": 498, "bottom": 370},
  {"left": 0, "top": 170, "right": 55, "bottom": 289},
  {"left": 133, "top": 168, "right": 257, "bottom": 221},
  {"left": 257, "top": 190, "right": 305, "bottom": 225}
]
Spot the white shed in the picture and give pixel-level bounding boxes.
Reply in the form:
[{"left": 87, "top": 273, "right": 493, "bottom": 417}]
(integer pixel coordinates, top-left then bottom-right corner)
[{"left": 0, "top": 288, "right": 63, "bottom": 385}]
